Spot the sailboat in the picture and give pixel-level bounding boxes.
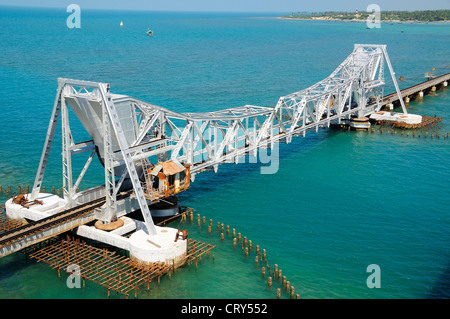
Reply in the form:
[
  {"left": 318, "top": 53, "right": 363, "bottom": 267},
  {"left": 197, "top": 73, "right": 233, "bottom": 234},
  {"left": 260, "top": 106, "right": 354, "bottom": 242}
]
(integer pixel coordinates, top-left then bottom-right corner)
[{"left": 120, "top": 21, "right": 123, "bottom": 27}]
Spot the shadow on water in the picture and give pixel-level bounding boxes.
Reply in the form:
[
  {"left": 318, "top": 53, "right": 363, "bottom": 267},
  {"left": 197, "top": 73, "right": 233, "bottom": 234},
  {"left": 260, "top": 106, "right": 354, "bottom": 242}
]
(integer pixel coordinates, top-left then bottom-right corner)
[
  {"left": 427, "top": 260, "right": 450, "bottom": 299},
  {"left": 0, "top": 253, "right": 36, "bottom": 280}
]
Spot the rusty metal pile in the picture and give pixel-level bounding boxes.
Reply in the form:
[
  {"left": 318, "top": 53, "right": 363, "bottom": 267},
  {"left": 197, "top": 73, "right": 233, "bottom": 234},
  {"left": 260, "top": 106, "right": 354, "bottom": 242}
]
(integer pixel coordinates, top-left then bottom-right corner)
[
  {"left": 392, "top": 115, "right": 443, "bottom": 129},
  {"left": 0, "top": 205, "right": 25, "bottom": 234},
  {"left": 27, "top": 236, "right": 169, "bottom": 298}
]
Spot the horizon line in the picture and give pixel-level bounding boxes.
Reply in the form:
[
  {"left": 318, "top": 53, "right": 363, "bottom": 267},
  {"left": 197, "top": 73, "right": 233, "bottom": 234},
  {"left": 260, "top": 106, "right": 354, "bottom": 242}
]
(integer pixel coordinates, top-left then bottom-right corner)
[{"left": 1, "top": 4, "right": 449, "bottom": 14}]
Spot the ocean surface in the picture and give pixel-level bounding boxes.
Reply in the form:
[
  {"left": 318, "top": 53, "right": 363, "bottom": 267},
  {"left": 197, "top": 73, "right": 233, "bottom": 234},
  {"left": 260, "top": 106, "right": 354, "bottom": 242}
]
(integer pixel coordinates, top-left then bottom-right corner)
[{"left": 0, "top": 6, "right": 449, "bottom": 299}]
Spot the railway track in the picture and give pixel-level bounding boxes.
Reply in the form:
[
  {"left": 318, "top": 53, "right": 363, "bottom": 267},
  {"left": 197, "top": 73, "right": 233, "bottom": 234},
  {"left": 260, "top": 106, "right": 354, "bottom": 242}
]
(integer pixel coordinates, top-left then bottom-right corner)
[
  {"left": 0, "top": 191, "right": 133, "bottom": 256},
  {"left": 381, "top": 72, "right": 450, "bottom": 106},
  {"left": 0, "top": 197, "right": 105, "bottom": 248}
]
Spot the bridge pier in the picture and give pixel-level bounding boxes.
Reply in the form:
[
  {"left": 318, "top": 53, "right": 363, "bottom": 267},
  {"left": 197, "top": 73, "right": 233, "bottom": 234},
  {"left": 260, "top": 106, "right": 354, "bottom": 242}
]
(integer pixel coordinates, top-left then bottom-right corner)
[
  {"left": 417, "top": 91, "right": 424, "bottom": 101},
  {"left": 404, "top": 96, "right": 410, "bottom": 105}
]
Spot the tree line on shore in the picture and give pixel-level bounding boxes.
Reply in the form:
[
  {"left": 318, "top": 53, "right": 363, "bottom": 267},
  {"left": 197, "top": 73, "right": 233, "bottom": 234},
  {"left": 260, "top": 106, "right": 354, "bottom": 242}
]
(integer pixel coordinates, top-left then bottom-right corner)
[{"left": 283, "top": 10, "right": 450, "bottom": 22}]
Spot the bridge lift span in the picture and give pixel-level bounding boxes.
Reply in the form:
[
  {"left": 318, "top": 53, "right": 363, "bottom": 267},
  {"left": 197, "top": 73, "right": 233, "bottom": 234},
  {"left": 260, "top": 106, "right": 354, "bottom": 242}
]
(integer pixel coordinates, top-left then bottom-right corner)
[{"left": 21, "top": 44, "right": 406, "bottom": 238}]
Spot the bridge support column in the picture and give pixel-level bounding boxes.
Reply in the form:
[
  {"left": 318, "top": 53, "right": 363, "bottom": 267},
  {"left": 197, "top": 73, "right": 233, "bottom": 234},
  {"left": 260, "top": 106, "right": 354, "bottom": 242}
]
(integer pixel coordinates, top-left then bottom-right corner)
[
  {"left": 417, "top": 91, "right": 424, "bottom": 100},
  {"left": 404, "top": 96, "right": 410, "bottom": 105},
  {"left": 386, "top": 103, "right": 394, "bottom": 111},
  {"left": 444, "top": 81, "right": 448, "bottom": 89},
  {"left": 431, "top": 86, "right": 436, "bottom": 94}
]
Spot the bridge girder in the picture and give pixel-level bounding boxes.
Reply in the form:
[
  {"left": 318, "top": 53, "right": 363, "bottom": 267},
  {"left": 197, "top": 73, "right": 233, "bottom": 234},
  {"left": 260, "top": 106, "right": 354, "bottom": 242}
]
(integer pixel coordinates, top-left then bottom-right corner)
[{"left": 30, "top": 44, "right": 406, "bottom": 233}]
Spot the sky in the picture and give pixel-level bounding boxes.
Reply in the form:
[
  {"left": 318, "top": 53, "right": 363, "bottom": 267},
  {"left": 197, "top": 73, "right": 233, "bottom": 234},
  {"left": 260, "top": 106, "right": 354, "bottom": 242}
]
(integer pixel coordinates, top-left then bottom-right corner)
[{"left": 0, "top": 0, "right": 449, "bottom": 12}]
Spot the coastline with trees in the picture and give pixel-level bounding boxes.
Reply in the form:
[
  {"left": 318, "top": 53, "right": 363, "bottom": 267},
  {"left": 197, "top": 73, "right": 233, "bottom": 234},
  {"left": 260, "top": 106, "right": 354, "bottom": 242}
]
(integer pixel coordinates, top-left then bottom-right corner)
[{"left": 280, "top": 10, "right": 450, "bottom": 23}]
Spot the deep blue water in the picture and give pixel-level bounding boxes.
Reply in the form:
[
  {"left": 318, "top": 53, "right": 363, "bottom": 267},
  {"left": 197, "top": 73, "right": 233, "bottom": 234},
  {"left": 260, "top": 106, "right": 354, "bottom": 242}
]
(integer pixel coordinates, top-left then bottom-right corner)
[{"left": 0, "top": 6, "right": 449, "bottom": 299}]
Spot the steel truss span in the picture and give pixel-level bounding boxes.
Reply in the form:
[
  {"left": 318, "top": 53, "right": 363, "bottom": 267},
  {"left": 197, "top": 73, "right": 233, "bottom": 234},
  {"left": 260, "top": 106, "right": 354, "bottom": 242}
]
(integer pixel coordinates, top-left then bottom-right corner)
[{"left": 30, "top": 44, "right": 406, "bottom": 234}]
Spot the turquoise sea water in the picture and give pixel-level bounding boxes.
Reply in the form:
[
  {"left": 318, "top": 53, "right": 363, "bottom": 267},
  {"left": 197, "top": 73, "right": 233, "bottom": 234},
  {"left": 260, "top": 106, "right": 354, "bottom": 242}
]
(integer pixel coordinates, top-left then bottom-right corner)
[{"left": 0, "top": 6, "right": 449, "bottom": 299}]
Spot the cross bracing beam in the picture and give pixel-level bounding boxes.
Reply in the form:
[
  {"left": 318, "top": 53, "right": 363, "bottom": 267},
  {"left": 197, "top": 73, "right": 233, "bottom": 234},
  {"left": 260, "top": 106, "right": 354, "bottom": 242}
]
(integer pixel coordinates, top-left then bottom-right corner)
[{"left": 31, "top": 44, "right": 405, "bottom": 231}]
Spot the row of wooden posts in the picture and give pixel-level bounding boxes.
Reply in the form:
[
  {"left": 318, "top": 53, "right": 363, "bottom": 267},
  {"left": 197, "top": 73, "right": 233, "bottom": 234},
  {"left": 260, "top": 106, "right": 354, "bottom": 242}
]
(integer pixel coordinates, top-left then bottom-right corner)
[
  {"left": 0, "top": 185, "right": 66, "bottom": 197},
  {"left": 187, "top": 209, "right": 300, "bottom": 299},
  {"left": 369, "top": 127, "right": 449, "bottom": 139}
]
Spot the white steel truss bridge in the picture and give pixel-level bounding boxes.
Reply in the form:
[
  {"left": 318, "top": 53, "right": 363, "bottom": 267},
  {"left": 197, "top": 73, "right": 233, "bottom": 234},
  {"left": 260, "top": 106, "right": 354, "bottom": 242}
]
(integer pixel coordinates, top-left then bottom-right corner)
[{"left": 29, "top": 44, "right": 406, "bottom": 235}]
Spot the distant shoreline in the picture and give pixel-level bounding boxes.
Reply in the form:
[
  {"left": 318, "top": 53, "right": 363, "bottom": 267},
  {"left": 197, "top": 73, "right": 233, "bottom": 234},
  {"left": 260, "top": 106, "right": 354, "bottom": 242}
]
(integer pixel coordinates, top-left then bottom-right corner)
[
  {"left": 278, "top": 16, "right": 450, "bottom": 24},
  {"left": 279, "top": 10, "right": 450, "bottom": 24}
]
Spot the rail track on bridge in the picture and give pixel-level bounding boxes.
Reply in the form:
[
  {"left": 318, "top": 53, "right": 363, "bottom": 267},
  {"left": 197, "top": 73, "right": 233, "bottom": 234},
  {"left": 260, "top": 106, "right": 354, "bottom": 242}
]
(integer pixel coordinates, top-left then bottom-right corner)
[{"left": 0, "top": 196, "right": 106, "bottom": 249}]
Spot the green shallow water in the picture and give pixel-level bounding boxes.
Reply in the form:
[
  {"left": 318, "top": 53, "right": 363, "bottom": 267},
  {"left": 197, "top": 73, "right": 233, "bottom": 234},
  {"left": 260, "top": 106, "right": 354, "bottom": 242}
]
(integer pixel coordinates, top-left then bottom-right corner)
[{"left": 0, "top": 6, "right": 449, "bottom": 299}]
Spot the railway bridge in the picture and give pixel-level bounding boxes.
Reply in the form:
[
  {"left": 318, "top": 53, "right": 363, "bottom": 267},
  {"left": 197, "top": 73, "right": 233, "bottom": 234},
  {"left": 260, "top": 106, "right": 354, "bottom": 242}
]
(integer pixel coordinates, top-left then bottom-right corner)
[{"left": 1, "top": 44, "right": 428, "bottom": 258}]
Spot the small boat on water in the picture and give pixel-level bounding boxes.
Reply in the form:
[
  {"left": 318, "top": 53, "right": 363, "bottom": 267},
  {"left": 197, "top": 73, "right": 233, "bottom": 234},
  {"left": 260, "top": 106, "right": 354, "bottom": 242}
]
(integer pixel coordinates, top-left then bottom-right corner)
[
  {"left": 120, "top": 21, "right": 123, "bottom": 27},
  {"left": 147, "top": 29, "right": 154, "bottom": 36}
]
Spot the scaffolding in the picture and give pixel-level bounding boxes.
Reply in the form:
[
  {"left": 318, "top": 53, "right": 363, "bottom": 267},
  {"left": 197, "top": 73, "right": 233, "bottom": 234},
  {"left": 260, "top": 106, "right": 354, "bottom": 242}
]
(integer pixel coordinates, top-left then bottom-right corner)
[{"left": 26, "top": 235, "right": 215, "bottom": 298}]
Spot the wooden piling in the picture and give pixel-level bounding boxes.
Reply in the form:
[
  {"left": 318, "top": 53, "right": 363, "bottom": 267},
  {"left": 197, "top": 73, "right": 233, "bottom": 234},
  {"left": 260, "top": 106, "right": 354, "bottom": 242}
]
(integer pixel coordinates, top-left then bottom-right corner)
[
  {"left": 268, "top": 276, "right": 272, "bottom": 288},
  {"left": 276, "top": 288, "right": 281, "bottom": 299},
  {"left": 262, "top": 266, "right": 266, "bottom": 278}
]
